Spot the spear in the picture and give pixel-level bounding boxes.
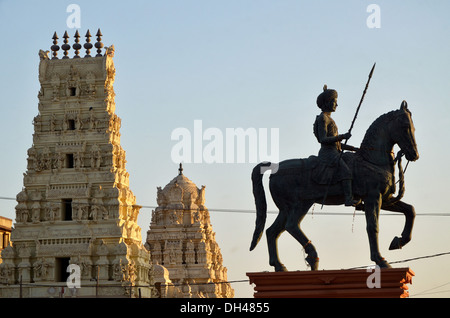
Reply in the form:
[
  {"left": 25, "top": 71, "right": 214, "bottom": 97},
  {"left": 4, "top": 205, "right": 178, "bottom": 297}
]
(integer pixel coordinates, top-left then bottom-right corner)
[
  {"left": 321, "top": 63, "right": 376, "bottom": 209},
  {"left": 346, "top": 62, "right": 376, "bottom": 139}
]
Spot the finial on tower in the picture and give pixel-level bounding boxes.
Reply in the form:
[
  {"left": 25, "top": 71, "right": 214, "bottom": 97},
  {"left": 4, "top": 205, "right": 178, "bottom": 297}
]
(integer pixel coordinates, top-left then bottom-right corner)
[
  {"left": 178, "top": 163, "right": 183, "bottom": 175},
  {"left": 62, "top": 31, "right": 70, "bottom": 59},
  {"left": 51, "top": 32, "right": 60, "bottom": 59},
  {"left": 95, "top": 28, "right": 104, "bottom": 57},
  {"left": 48, "top": 29, "right": 106, "bottom": 59},
  {"left": 84, "top": 30, "right": 93, "bottom": 57},
  {"left": 73, "top": 30, "right": 81, "bottom": 58}
]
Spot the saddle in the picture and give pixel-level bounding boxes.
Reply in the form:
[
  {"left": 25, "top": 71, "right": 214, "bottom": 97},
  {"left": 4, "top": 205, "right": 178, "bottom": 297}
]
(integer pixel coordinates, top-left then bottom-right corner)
[
  {"left": 273, "top": 155, "right": 350, "bottom": 186},
  {"left": 272, "top": 153, "right": 394, "bottom": 198}
]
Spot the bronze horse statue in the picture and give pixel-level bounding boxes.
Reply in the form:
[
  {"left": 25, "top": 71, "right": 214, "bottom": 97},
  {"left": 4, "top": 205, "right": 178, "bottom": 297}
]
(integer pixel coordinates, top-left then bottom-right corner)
[{"left": 250, "top": 101, "right": 419, "bottom": 271}]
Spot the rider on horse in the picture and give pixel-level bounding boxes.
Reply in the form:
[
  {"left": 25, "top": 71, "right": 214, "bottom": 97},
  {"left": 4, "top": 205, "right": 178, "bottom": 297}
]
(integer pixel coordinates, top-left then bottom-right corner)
[{"left": 313, "top": 85, "right": 359, "bottom": 206}]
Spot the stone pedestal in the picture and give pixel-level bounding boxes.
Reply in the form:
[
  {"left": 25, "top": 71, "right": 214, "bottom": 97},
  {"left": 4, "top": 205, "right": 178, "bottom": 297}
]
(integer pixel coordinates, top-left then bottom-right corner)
[{"left": 247, "top": 267, "right": 414, "bottom": 298}]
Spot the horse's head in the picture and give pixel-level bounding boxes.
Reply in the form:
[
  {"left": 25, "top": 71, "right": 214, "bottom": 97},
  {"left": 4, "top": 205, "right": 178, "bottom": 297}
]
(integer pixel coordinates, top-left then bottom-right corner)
[{"left": 391, "top": 101, "right": 419, "bottom": 162}]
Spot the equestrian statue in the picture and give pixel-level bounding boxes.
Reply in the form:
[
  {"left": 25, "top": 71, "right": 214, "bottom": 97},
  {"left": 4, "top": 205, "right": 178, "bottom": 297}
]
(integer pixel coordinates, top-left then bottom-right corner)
[{"left": 250, "top": 66, "right": 419, "bottom": 271}]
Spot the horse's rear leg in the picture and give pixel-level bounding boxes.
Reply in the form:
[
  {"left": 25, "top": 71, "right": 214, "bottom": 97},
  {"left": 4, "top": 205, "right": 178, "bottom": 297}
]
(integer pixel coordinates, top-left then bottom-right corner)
[
  {"left": 383, "top": 200, "right": 416, "bottom": 250},
  {"left": 266, "top": 211, "right": 288, "bottom": 272},
  {"left": 285, "top": 200, "right": 319, "bottom": 270}
]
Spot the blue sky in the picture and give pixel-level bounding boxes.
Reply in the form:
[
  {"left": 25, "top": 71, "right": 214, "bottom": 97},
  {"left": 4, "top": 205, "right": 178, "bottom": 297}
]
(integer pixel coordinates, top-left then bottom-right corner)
[{"left": 0, "top": 0, "right": 450, "bottom": 298}]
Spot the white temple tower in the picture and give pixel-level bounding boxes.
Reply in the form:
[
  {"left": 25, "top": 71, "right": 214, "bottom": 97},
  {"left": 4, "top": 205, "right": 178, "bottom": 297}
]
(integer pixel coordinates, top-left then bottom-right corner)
[
  {"left": 0, "top": 30, "right": 152, "bottom": 298},
  {"left": 146, "top": 164, "right": 234, "bottom": 298}
]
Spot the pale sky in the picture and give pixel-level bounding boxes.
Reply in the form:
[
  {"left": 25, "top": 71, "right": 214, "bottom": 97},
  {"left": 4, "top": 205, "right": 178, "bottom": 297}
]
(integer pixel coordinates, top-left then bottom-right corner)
[{"left": 0, "top": 0, "right": 449, "bottom": 298}]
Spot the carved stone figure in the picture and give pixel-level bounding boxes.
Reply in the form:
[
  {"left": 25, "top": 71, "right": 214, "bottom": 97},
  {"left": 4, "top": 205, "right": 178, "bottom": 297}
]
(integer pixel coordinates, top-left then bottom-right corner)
[
  {"left": 250, "top": 101, "right": 419, "bottom": 271},
  {"left": 33, "top": 258, "right": 50, "bottom": 279},
  {"left": 0, "top": 263, "right": 13, "bottom": 284},
  {"left": 27, "top": 147, "right": 37, "bottom": 170},
  {"left": 57, "top": 152, "right": 64, "bottom": 170},
  {"left": 85, "top": 72, "right": 96, "bottom": 98},
  {"left": 90, "top": 144, "right": 102, "bottom": 169},
  {"left": 113, "top": 261, "right": 126, "bottom": 282},
  {"left": 75, "top": 113, "right": 83, "bottom": 130},
  {"left": 185, "top": 240, "right": 196, "bottom": 264},
  {"left": 33, "top": 114, "right": 42, "bottom": 133},
  {"left": 45, "top": 203, "right": 59, "bottom": 222},
  {"left": 51, "top": 74, "right": 60, "bottom": 101},
  {"left": 89, "top": 108, "right": 98, "bottom": 130},
  {"left": 39, "top": 49, "right": 50, "bottom": 60},
  {"left": 65, "top": 65, "right": 81, "bottom": 97},
  {"left": 105, "top": 45, "right": 115, "bottom": 57},
  {"left": 74, "top": 152, "right": 83, "bottom": 169},
  {"left": 90, "top": 198, "right": 100, "bottom": 221},
  {"left": 31, "top": 201, "right": 41, "bottom": 223}
]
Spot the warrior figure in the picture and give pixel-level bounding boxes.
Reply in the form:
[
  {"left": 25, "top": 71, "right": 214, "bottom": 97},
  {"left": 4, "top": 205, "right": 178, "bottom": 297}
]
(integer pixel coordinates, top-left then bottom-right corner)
[{"left": 313, "top": 85, "right": 359, "bottom": 206}]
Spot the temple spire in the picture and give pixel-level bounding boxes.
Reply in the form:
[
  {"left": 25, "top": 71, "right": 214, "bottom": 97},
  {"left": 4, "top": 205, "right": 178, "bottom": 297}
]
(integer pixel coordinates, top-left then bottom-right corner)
[{"left": 178, "top": 163, "right": 183, "bottom": 175}]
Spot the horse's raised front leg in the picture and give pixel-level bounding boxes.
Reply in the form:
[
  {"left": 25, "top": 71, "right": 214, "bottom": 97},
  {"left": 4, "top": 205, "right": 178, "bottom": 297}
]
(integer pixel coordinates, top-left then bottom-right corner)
[
  {"left": 382, "top": 200, "right": 416, "bottom": 250},
  {"left": 266, "top": 211, "right": 288, "bottom": 272},
  {"left": 365, "top": 191, "right": 391, "bottom": 268}
]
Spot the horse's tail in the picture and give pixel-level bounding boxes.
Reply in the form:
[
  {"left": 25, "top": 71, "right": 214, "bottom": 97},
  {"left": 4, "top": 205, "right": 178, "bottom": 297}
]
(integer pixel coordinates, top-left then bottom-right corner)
[{"left": 249, "top": 162, "right": 271, "bottom": 251}]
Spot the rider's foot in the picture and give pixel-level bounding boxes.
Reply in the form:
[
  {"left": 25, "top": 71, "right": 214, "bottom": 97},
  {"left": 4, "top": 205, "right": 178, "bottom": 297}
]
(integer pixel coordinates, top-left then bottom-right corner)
[
  {"left": 345, "top": 197, "right": 361, "bottom": 207},
  {"left": 342, "top": 180, "right": 360, "bottom": 207}
]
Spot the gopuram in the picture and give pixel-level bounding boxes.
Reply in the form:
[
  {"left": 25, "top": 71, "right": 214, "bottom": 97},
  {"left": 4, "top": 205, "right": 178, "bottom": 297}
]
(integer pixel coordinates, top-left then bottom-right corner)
[
  {"left": 0, "top": 30, "right": 152, "bottom": 298},
  {"left": 146, "top": 165, "right": 234, "bottom": 298}
]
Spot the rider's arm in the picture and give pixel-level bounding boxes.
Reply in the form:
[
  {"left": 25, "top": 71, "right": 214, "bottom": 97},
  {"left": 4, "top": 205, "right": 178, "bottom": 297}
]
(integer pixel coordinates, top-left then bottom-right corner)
[{"left": 316, "top": 114, "right": 348, "bottom": 144}]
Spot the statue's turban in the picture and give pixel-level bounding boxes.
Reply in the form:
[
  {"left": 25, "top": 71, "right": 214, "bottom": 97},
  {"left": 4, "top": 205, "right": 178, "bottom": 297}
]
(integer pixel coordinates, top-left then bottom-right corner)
[{"left": 317, "top": 85, "right": 338, "bottom": 109}]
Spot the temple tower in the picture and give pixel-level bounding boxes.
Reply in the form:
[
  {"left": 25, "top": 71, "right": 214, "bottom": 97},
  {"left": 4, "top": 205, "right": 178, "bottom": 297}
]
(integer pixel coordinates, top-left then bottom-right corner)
[
  {"left": 0, "top": 30, "right": 152, "bottom": 298},
  {"left": 146, "top": 165, "right": 234, "bottom": 298}
]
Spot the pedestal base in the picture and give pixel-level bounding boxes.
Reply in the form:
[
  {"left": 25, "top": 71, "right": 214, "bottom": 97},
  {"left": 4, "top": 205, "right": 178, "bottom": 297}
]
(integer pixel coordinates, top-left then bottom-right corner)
[{"left": 247, "top": 267, "right": 414, "bottom": 298}]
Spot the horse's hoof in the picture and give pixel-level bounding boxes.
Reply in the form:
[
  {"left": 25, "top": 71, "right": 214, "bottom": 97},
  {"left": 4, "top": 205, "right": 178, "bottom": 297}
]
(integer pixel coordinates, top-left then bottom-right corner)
[
  {"left": 305, "top": 255, "right": 319, "bottom": 271},
  {"left": 389, "top": 236, "right": 402, "bottom": 250},
  {"left": 377, "top": 258, "right": 392, "bottom": 268},
  {"left": 274, "top": 264, "right": 288, "bottom": 272}
]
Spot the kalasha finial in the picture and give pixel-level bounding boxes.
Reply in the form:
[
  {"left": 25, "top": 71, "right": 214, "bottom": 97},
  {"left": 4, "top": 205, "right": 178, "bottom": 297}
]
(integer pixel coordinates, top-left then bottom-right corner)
[
  {"left": 62, "top": 31, "right": 70, "bottom": 59},
  {"left": 73, "top": 30, "right": 81, "bottom": 58},
  {"left": 95, "top": 28, "right": 103, "bottom": 57},
  {"left": 51, "top": 32, "right": 60, "bottom": 59},
  {"left": 84, "top": 29, "right": 93, "bottom": 58},
  {"left": 178, "top": 163, "right": 183, "bottom": 175}
]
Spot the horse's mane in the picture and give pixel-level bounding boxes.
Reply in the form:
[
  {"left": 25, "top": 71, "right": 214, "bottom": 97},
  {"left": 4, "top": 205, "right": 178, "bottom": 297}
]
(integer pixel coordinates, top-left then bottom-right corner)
[{"left": 360, "top": 109, "right": 399, "bottom": 150}]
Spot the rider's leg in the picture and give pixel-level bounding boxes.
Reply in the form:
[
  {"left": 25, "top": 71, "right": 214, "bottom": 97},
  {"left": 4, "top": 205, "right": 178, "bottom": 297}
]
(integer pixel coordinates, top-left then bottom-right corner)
[
  {"left": 339, "top": 161, "right": 359, "bottom": 207},
  {"left": 343, "top": 179, "right": 358, "bottom": 206}
]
